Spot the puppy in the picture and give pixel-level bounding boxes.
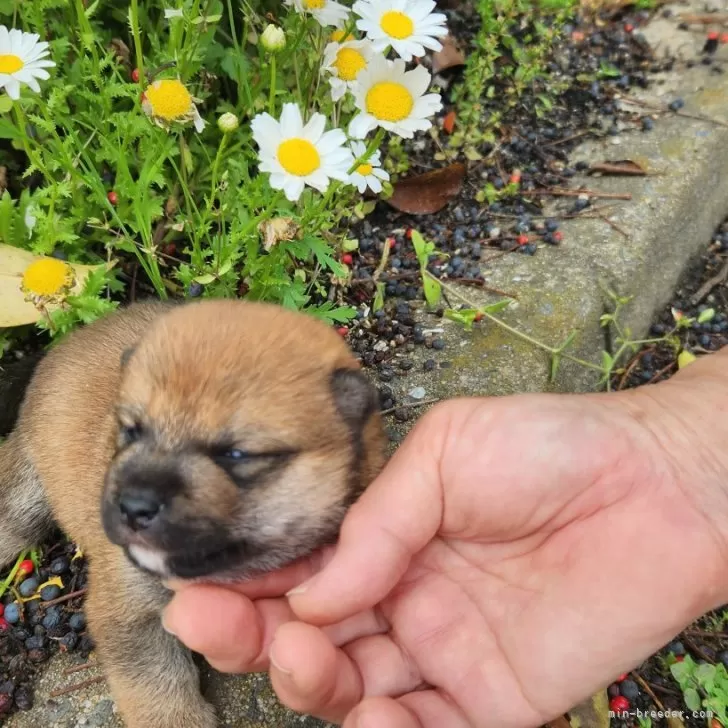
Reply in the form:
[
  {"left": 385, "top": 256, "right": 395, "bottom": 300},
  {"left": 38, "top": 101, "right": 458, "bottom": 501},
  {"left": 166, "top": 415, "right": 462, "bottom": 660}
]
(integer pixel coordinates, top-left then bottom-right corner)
[{"left": 0, "top": 299, "right": 387, "bottom": 728}]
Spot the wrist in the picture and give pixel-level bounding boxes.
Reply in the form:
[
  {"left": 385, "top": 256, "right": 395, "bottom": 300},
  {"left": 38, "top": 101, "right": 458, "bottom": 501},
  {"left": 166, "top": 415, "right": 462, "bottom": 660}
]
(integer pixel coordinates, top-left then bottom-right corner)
[{"left": 618, "top": 349, "right": 728, "bottom": 615}]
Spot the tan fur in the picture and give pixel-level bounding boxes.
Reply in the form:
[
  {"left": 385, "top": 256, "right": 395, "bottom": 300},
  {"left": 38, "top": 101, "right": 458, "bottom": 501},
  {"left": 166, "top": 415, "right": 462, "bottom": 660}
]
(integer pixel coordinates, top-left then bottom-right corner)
[{"left": 0, "top": 300, "right": 386, "bottom": 728}]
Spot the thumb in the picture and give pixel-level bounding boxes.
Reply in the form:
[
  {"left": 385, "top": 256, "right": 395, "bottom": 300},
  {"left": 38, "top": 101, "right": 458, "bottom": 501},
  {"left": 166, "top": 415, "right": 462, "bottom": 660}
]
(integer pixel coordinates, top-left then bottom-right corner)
[{"left": 287, "top": 399, "right": 465, "bottom": 626}]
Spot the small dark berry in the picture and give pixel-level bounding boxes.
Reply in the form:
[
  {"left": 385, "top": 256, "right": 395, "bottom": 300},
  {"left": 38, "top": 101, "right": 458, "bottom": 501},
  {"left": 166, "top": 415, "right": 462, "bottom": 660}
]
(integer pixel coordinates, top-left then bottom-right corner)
[
  {"left": 545, "top": 219, "right": 559, "bottom": 232},
  {"left": 188, "top": 282, "right": 203, "bottom": 298},
  {"left": 607, "top": 684, "right": 621, "bottom": 699},
  {"left": 40, "top": 584, "right": 62, "bottom": 602},
  {"left": 432, "top": 339, "right": 446, "bottom": 350},
  {"left": 620, "top": 679, "right": 640, "bottom": 701},
  {"left": 41, "top": 607, "right": 62, "bottom": 630},
  {"left": 18, "top": 578, "right": 39, "bottom": 598},
  {"left": 4, "top": 603, "right": 20, "bottom": 625},
  {"left": 423, "top": 359, "right": 436, "bottom": 371},
  {"left": 668, "top": 98, "right": 685, "bottom": 111},
  {"left": 642, "top": 117, "right": 654, "bottom": 131},
  {"left": 50, "top": 557, "right": 70, "bottom": 575},
  {"left": 60, "top": 631, "right": 79, "bottom": 652}
]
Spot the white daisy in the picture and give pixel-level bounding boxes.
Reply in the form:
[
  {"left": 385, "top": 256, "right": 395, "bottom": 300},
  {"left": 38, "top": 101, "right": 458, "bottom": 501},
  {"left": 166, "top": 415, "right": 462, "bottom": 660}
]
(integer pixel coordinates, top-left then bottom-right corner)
[
  {"left": 349, "top": 54, "right": 442, "bottom": 139},
  {"left": 252, "top": 103, "right": 354, "bottom": 203},
  {"left": 141, "top": 78, "right": 206, "bottom": 133},
  {"left": 349, "top": 141, "right": 389, "bottom": 194},
  {"left": 353, "top": 0, "right": 448, "bottom": 61},
  {"left": 321, "top": 39, "right": 374, "bottom": 102},
  {"left": 0, "top": 26, "right": 55, "bottom": 100},
  {"left": 284, "top": 0, "right": 350, "bottom": 29}
]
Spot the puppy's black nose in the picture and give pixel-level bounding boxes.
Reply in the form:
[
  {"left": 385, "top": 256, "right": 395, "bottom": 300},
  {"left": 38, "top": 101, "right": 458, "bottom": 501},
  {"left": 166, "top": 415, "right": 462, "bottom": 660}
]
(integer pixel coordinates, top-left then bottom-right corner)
[{"left": 119, "top": 490, "right": 162, "bottom": 531}]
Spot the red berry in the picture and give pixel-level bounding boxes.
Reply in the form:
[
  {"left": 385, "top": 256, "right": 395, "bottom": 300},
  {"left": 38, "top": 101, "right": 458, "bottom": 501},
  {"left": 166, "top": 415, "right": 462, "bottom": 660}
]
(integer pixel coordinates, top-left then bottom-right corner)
[
  {"left": 708, "top": 30, "right": 720, "bottom": 41},
  {"left": 509, "top": 169, "right": 522, "bottom": 185},
  {"left": 0, "top": 617, "right": 8, "bottom": 633},
  {"left": 341, "top": 253, "right": 353, "bottom": 265},
  {"left": 18, "top": 559, "right": 34, "bottom": 577},
  {"left": 163, "top": 242, "right": 177, "bottom": 257},
  {"left": 107, "top": 191, "right": 118, "bottom": 206},
  {"left": 474, "top": 312, "right": 483, "bottom": 322},
  {"left": 610, "top": 696, "right": 630, "bottom": 713},
  {"left": 0, "top": 603, "right": 4, "bottom": 618},
  {"left": 336, "top": 326, "right": 349, "bottom": 337},
  {"left": 616, "top": 673, "right": 629, "bottom": 682},
  {"left": 624, "top": 23, "right": 634, "bottom": 33},
  {"left": 516, "top": 234, "right": 529, "bottom": 246},
  {"left": 387, "top": 237, "right": 396, "bottom": 249},
  {"left": 675, "top": 654, "right": 685, "bottom": 662},
  {"left": 131, "top": 68, "right": 140, "bottom": 82},
  {"left": 720, "top": 33, "right": 728, "bottom": 44},
  {"left": 405, "top": 228, "right": 413, "bottom": 239},
  {"left": 553, "top": 231, "right": 564, "bottom": 243}
]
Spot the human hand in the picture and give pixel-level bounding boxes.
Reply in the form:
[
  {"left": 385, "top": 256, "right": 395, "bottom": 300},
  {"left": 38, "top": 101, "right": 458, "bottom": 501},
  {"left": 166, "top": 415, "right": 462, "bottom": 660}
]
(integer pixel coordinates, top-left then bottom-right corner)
[{"left": 163, "top": 354, "right": 728, "bottom": 728}]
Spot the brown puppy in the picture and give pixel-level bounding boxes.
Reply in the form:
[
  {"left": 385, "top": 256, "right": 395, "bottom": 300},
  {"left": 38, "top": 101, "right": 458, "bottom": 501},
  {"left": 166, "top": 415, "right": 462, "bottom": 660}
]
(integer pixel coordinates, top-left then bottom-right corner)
[{"left": 0, "top": 299, "right": 387, "bottom": 727}]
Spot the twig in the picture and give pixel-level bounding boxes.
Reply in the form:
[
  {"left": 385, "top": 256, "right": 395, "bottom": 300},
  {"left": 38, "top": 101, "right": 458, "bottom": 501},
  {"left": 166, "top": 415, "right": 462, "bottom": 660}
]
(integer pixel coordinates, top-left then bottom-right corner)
[
  {"left": 522, "top": 188, "right": 633, "bottom": 200},
  {"left": 679, "top": 13, "right": 728, "bottom": 24},
  {"left": 620, "top": 97, "right": 728, "bottom": 130},
  {"left": 587, "top": 163, "right": 647, "bottom": 177},
  {"left": 380, "top": 398, "right": 440, "bottom": 416},
  {"left": 41, "top": 588, "right": 87, "bottom": 608},
  {"left": 543, "top": 131, "right": 591, "bottom": 147},
  {"left": 49, "top": 675, "right": 105, "bottom": 698},
  {"left": 597, "top": 213, "right": 630, "bottom": 239},
  {"left": 690, "top": 257, "right": 728, "bottom": 305},
  {"left": 618, "top": 346, "right": 656, "bottom": 390},
  {"left": 684, "top": 628, "right": 728, "bottom": 639},
  {"left": 646, "top": 360, "right": 676, "bottom": 384},
  {"left": 633, "top": 672, "right": 665, "bottom": 710},
  {"left": 684, "top": 635, "right": 716, "bottom": 663},
  {"left": 372, "top": 240, "right": 391, "bottom": 284},
  {"left": 63, "top": 662, "right": 96, "bottom": 676}
]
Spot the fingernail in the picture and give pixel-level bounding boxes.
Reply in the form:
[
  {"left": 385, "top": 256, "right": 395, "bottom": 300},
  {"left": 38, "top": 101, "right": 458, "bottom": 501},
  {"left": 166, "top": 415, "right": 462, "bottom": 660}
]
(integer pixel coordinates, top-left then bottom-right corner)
[
  {"left": 269, "top": 642, "right": 293, "bottom": 677},
  {"left": 285, "top": 576, "right": 315, "bottom": 598},
  {"left": 160, "top": 611, "right": 177, "bottom": 636}
]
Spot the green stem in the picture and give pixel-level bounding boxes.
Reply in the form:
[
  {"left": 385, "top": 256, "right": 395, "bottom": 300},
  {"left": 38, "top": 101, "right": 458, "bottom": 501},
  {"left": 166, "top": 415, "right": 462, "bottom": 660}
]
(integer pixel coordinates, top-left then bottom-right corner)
[
  {"left": 0, "top": 550, "right": 27, "bottom": 601},
  {"left": 428, "top": 273, "right": 605, "bottom": 373},
  {"left": 206, "top": 133, "right": 228, "bottom": 215},
  {"left": 269, "top": 54, "right": 277, "bottom": 115},
  {"left": 129, "top": 0, "right": 145, "bottom": 84}
]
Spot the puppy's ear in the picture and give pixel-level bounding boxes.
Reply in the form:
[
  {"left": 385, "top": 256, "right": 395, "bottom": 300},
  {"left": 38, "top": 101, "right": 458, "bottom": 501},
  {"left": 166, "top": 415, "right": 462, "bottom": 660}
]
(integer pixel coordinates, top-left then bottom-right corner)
[
  {"left": 120, "top": 346, "right": 136, "bottom": 370},
  {"left": 330, "top": 368, "right": 379, "bottom": 431}
]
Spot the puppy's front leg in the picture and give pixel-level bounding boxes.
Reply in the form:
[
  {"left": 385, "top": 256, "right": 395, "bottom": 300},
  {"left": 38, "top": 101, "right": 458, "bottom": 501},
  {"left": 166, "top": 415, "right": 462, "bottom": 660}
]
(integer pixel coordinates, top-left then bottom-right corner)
[{"left": 86, "top": 558, "right": 218, "bottom": 728}]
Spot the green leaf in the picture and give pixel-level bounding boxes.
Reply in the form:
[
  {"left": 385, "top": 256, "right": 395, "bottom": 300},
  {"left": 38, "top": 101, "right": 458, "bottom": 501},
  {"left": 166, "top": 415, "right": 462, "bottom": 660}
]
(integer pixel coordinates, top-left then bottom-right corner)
[
  {"left": 550, "top": 353, "right": 561, "bottom": 381},
  {"left": 444, "top": 308, "right": 478, "bottom": 330},
  {"left": 601, "top": 351, "right": 614, "bottom": 371},
  {"left": 373, "top": 281, "right": 385, "bottom": 312},
  {"left": 684, "top": 687, "right": 701, "bottom": 712},
  {"left": 422, "top": 274, "right": 441, "bottom": 308},
  {"left": 481, "top": 299, "right": 511, "bottom": 315},
  {"left": 698, "top": 307, "right": 716, "bottom": 324},
  {"left": 411, "top": 229, "right": 428, "bottom": 266}
]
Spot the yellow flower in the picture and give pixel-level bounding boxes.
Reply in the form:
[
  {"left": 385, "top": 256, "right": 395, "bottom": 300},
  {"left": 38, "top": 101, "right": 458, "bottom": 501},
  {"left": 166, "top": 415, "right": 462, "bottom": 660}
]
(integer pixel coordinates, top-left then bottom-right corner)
[
  {"left": 21, "top": 258, "right": 73, "bottom": 299},
  {"left": 141, "top": 79, "right": 206, "bottom": 133}
]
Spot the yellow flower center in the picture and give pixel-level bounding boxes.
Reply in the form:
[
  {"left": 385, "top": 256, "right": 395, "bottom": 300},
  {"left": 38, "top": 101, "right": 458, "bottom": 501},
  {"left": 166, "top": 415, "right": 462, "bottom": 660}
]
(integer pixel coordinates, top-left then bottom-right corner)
[
  {"left": 304, "top": 0, "right": 326, "bottom": 9},
  {"left": 365, "top": 81, "right": 413, "bottom": 122},
  {"left": 357, "top": 163, "right": 373, "bottom": 175},
  {"left": 22, "top": 258, "right": 73, "bottom": 297},
  {"left": 0, "top": 54, "right": 23, "bottom": 74},
  {"left": 380, "top": 11, "right": 414, "bottom": 39},
  {"left": 330, "top": 29, "right": 354, "bottom": 42},
  {"left": 277, "top": 138, "right": 321, "bottom": 177},
  {"left": 144, "top": 79, "right": 193, "bottom": 120},
  {"left": 333, "top": 47, "right": 367, "bottom": 81}
]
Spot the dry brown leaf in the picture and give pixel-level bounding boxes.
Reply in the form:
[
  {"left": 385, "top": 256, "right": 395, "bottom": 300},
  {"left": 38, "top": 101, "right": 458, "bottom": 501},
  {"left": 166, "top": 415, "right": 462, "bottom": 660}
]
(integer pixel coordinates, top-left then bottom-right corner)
[
  {"left": 442, "top": 110, "right": 456, "bottom": 134},
  {"left": 258, "top": 217, "right": 301, "bottom": 251},
  {"left": 588, "top": 159, "right": 647, "bottom": 176},
  {"left": 388, "top": 163, "right": 466, "bottom": 215},
  {"left": 432, "top": 34, "right": 466, "bottom": 74},
  {"left": 568, "top": 690, "right": 610, "bottom": 728}
]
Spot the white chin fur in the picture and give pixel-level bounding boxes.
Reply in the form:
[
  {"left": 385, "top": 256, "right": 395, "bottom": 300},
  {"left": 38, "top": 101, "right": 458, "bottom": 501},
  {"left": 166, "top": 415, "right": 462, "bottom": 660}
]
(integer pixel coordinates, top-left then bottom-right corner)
[{"left": 128, "top": 545, "right": 169, "bottom": 577}]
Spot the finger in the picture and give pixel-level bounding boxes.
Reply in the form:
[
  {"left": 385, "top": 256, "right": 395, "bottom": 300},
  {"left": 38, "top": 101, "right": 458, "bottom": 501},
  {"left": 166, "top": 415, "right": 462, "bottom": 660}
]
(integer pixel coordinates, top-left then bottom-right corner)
[
  {"left": 269, "top": 621, "right": 364, "bottom": 724},
  {"left": 288, "top": 401, "right": 470, "bottom": 625},
  {"left": 343, "top": 691, "right": 473, "bottom": 728},
  {"left": 162, "top": 586, "right": 289, "bottom": 672},
  {"left": 269, "top": 624, "right": 424, "bottom": 723},
  {"left": 163, "top": 585, "right": 392, "bottom": 673}
]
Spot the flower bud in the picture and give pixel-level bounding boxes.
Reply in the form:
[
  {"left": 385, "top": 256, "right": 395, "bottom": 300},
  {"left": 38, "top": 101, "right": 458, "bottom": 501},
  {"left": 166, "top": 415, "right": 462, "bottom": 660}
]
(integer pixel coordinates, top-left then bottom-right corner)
[
  {"left": 261, "top": 24, "right": 286, "bottom": 53},
  {"left": 217, "top": 112, "right": 239, "bottom": 133}
]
